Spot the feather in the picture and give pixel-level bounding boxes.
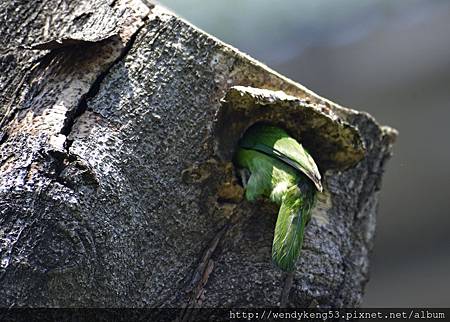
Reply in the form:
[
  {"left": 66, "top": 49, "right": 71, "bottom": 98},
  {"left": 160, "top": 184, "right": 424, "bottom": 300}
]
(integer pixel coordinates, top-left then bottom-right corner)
[
  {"left": 239, "top": 124, "right": 322, "bottom": 192},
  {"left": 235, "top": 124, "right": 321, "bottom": 271},
  {"left": 272, "top": 183, "right": 315, "bottom": 272}
]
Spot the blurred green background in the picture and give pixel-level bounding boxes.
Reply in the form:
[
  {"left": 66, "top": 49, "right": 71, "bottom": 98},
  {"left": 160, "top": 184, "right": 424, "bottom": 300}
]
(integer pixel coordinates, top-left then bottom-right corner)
[{"left": 156, "top": 0, "right": 450, "bottom": 307}]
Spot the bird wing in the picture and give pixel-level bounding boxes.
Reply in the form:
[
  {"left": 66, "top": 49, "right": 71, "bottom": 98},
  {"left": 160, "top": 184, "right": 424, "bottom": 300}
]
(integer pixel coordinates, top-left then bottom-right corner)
[
  {"left": 240, "top": 141, "right": 323, "bottom": 192},
  {"left": 239, "top": 124, "right": 322, "bottom": 192}
]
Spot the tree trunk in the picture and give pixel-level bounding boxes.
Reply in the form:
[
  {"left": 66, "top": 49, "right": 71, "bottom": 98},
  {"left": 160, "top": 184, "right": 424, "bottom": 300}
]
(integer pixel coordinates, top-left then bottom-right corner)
[{"left": 0, "top": 0, "right": 396, "bottom": 309}]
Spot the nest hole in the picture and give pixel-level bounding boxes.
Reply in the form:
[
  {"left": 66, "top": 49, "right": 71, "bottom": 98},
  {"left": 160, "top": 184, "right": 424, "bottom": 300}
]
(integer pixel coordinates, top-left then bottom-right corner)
[{"left": 213, "top": 86, "right": 365, "bottom": 172}]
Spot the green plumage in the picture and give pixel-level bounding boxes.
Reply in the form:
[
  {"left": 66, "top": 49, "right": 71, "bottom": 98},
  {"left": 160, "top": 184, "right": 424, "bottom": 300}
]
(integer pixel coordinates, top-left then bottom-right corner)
[{"left": 235, "top": 124, "right": 322, "bottom": 271}]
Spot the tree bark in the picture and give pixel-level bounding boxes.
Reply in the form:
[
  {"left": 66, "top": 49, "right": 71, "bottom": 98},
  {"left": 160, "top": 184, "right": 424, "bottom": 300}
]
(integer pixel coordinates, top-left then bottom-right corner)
[{"left": 0, "top": 0, "right": 397, "bottom": 309}]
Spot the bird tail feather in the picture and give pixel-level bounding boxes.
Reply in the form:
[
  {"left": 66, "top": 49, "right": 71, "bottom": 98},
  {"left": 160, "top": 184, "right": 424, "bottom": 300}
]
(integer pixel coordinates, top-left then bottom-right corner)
[{"left": 272, "top": 186, "right": 312, "bottom": 272}]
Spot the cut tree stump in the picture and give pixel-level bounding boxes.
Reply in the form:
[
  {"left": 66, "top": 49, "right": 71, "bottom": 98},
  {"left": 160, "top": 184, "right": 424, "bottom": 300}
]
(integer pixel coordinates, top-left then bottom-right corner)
[{"left": 0, "top": 0, "right": 397, "bottom": 309}]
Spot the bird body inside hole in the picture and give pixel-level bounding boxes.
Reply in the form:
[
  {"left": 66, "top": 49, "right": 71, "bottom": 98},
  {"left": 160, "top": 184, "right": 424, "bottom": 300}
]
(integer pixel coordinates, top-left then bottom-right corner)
[{"left": 235, "top": 124, "right": 322, "bottom": 272}]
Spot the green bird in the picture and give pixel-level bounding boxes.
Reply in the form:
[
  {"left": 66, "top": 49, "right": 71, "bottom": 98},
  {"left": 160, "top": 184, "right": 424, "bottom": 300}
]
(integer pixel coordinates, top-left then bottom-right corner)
[{"left": 235, "top": 124, "right": 323, "bottom": 272}]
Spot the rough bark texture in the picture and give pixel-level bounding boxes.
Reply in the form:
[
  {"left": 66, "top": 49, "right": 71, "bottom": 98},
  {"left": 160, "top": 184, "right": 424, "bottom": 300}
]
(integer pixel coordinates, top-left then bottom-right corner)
[{"left": 0, "top": 0, "right": 396, "bottom": 309}]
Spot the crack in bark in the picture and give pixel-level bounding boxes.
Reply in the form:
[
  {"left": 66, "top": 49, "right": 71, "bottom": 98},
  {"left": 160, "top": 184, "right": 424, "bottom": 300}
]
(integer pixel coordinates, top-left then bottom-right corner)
[
  {"left": 48, "top": 13, "right": 152, "bottom": 189},
  {"left": 60, "top": 22, "right": 148, "bottom": 153},
  {"left": 179, "top": 224, "right": 230, "bottom": 321}
]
